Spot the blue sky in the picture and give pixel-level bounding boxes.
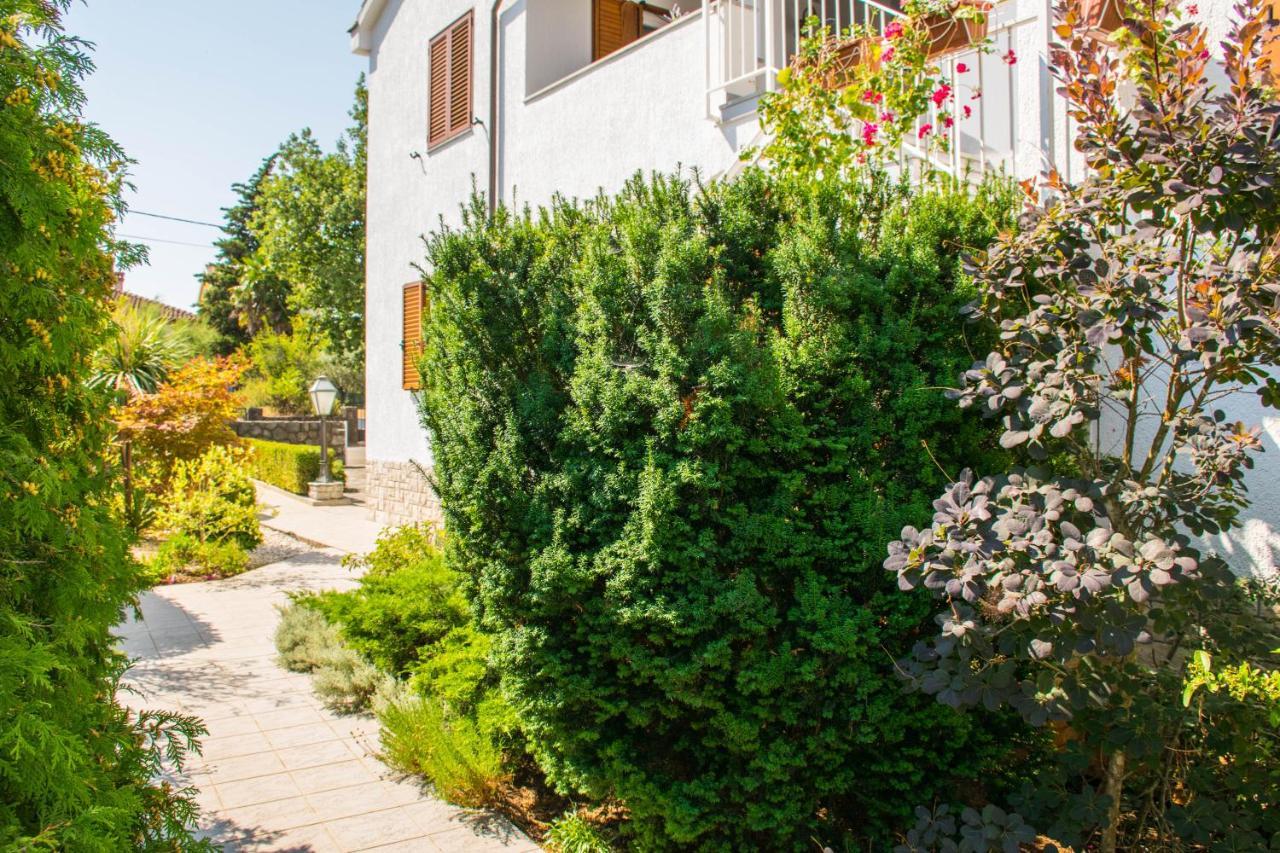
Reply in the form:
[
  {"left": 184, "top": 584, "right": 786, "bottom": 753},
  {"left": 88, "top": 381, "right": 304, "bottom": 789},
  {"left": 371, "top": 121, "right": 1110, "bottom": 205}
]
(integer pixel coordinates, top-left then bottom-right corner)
[{"left": 67, "top": 1, "right": 366, "bottom": 310}]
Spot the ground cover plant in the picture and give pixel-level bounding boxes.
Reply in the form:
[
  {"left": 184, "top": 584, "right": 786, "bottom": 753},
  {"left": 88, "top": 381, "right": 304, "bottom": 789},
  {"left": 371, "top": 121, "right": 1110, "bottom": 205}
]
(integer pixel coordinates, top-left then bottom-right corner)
[
  {"left": 0, "top": 1, "right": 208, "bottom": 846},
  {"left": 416, "top": 167, "right": 1029, "bottom": 848},
  {"left": 885, "top": 0, "right": 1280, "bottom": 849},
  {"left": 272, "top": 526, "right": 558, "bottom": 828},
  {"left": 273, "top": 600, "right": 391, "bottom": 713},
  {"left": 314, "top": 528, "right": 518, "bottom": 794}
]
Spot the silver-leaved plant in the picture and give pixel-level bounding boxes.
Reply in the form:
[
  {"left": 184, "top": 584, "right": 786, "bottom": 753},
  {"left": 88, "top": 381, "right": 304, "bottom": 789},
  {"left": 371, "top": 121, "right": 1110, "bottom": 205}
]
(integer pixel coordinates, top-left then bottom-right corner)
[{"left": 887, "top": 0, "right": 1280, "bottom": 849}]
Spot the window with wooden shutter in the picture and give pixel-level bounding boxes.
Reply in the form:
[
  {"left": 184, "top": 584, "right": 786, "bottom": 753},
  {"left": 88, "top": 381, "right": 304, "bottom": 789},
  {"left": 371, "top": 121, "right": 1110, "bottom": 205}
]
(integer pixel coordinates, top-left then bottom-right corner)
[
  {"left": 402, "top": 283, "right": 425, "bottom": 391},
  {"left": 593, "top": 0, "right": 642, "bottom": 61},
  {"left": 428, "top": 11, "right": 473, "bottom": 149}
]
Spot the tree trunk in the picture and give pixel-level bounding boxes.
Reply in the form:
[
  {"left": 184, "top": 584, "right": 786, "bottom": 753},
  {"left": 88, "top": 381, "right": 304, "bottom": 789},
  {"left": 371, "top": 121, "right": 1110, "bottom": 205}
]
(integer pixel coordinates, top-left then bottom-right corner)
[
  {"left": 121, "top": 440, "right": 134, "bottom": 528},
  {"left": 1101, "top": 747, "right": 1126, "bottom": 853}
]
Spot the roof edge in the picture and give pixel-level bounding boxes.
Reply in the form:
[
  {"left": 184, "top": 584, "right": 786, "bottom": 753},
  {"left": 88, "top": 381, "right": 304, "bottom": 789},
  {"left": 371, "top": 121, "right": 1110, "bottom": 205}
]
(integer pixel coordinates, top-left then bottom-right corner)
[{"left": 349, "top": 0, "right": 389, "bottom": 56}]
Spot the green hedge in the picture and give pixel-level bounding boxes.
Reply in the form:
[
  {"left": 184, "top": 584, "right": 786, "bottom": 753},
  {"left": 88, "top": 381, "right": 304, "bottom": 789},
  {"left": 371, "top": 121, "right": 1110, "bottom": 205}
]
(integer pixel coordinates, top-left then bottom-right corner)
[
  {"left": 247, "top": 438, "right": 344, "bottom": 494},
  {"left": 418, "top": 171, "right": 1025, "bottom": 849}
]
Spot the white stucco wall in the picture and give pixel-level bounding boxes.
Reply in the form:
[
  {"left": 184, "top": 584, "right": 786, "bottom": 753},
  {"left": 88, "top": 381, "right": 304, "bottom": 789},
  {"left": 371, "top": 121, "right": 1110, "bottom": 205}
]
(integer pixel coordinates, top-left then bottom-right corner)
[
  {"left": 364, "top": 0, "right": 493, "bottom": 465},
  {"left": 524, "top": 0, "right": 592, "bottom": 94},
  {"left": 498, "top": 9, "right": 756, "bottom": 210}
]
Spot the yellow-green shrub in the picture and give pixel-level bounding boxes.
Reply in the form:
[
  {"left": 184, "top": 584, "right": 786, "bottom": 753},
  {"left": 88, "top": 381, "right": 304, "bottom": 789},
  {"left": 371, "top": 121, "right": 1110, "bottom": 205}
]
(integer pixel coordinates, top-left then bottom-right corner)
[
  {"left": 159, "top": 445, "right": 261, "bottom": 550},
  {"left": 247, "top": 438, "right": 343, "bottom": 494}
]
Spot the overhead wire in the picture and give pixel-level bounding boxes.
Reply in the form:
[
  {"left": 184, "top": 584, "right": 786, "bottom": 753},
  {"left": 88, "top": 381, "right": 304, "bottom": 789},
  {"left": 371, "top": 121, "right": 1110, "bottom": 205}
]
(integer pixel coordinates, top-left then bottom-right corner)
[
  {"left": 117, "top": 233, "right": 216, "bottom": 249},
  {"left": 130, "top": 210, "right": 224, "bottom": 229}
]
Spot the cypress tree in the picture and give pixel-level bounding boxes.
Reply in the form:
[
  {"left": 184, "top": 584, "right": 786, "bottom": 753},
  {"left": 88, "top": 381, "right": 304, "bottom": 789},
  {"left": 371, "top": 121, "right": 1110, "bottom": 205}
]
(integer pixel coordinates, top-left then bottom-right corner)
[{"left": 0, "top": 3, "right": 207, "bottom": 847}]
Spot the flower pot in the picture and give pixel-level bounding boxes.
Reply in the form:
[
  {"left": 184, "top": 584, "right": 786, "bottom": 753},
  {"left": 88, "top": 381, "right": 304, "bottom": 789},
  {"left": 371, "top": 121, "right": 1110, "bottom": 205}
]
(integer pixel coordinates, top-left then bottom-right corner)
[
  {"left": 1079, "top": 0, "right": 1123, "bottom": 36},
  {"left": 924, "top": 1, "right": 992, "bottom": 59},
  {"left": 826, "top": 36, "right": 880, "bottom": 88}
]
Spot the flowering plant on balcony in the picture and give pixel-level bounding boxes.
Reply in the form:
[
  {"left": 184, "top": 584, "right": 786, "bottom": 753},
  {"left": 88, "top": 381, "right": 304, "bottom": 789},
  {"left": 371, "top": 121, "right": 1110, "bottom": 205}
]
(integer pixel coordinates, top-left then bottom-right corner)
[{"left": 759, "top": 11, "right": 989, "bottom": 177}]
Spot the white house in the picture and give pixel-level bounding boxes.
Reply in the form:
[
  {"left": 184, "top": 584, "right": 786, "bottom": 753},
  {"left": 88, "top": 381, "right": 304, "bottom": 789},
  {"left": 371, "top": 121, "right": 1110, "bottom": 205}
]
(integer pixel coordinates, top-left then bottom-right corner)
[{"left": 349, "top": 0, "right": 1280, "bottom": 580}]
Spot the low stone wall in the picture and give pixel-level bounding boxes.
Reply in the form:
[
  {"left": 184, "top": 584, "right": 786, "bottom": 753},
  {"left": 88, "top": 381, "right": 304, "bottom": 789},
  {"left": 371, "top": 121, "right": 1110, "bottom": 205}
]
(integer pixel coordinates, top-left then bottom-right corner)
[
  {"left": 366, "top": 459, "right": 444, "bottom": 528},
  {"left": 234, "top": 417, "right": 347, "bottom": 452},
  {"left": 232, "top": 409, "right": 359, "bottom": 462}
]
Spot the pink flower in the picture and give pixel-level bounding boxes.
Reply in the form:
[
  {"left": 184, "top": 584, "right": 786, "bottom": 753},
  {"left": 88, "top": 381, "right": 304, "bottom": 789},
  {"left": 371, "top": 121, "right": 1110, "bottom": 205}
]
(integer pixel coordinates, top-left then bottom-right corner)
[
  {"left": 884, "top": 20, "right": 905, "bottom": 39},
  {"left": 862, "top": 122, "right": 880, "bottom": 146},
  {"left": 879, "top": 110, "right": 896, "bottom": 123},
  {"left": 1199, "top": 48, "right": 1210, "bottom": 60},
  {"left": 943, "top": 115, "right": 955, "bottom": 128},
  {"left": 962, "top": 105, "right": 972, "bottom": 119},
  {"left": 881, "top": 46, "right": 896, "bottom": 63},
  {"left": 862, "top": 88, "right": 884, "bottom": 104},
  {"left": 1003, "top": 49, "right": 1017, "bottom": 65},
  {"left": 1188, "top": 3, "right": 1198, "bottom": 12},
  {"left": 957, "top": 62, "right": 970, "bottom": 73},
  {"left": 931, "top": 83, "right": 952, "bottom": 106},
  {"left": 918, "top": 123, "right": 933, "bottom": 139}
]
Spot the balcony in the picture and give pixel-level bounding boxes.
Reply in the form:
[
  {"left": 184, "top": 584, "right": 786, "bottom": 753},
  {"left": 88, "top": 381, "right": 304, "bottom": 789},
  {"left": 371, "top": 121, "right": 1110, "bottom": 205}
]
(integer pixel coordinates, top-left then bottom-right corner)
[{"left": 702, "top": 0, "right": 1077, "bottom": 182}]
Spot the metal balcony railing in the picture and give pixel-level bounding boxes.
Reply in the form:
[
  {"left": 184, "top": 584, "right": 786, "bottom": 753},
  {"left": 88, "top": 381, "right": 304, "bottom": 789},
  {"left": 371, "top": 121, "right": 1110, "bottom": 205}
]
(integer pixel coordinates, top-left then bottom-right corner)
[{"left": 703, "top": 0, "right": 1066, "bottom": 182}]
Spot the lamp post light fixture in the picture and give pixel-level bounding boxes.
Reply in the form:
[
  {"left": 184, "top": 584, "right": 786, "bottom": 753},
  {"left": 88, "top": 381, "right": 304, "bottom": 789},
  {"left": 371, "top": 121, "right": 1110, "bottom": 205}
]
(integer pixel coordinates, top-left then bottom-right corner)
[{"left": 307, "top": 376, "right": 344, "bottom": 500}]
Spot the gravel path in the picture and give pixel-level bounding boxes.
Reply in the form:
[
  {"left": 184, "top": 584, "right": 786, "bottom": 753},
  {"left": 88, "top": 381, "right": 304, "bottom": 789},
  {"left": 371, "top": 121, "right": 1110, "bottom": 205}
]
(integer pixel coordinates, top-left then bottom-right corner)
[{"left": 246, "top": 528, "right": 315, "bottom": 571}]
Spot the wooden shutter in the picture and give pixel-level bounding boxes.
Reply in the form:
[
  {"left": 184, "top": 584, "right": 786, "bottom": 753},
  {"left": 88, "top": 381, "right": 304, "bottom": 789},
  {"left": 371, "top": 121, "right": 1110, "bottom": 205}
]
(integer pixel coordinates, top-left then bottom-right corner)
[
  {"left": 428, "top": 12, "right": 473, "bottom": 149},
  {"left": 449, "top": 14, "right": 473, "bottom": 134},
  {"left": 428, "top": 32, "right": 450, "bottom": 146},
  {"left": 593, "top": 0, "right": 642, "bottom": 61},
  {"left": 402, "top": 283, "right": 425, "bottom": 391}
]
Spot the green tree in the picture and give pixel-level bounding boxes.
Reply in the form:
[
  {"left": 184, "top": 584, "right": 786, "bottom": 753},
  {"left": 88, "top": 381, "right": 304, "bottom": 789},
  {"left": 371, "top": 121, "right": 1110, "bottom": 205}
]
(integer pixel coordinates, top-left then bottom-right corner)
[
  {"left": 197, "top": 154, "right": 293, "bottom": 351},
  {"left": 250, "top": 77, "right": 367, "bottom": 366},
  {"left": 0, "top": 2, "right": 208, "bottom": 847}
]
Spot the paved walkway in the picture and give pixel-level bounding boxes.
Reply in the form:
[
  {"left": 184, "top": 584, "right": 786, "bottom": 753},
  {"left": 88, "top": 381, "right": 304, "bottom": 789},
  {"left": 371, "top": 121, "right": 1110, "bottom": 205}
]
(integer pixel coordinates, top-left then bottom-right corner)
[
  {"left": 254, "top": 482, "right": 385, "bottom": 554},
  {"left": 118, "top": 511, "right": 538, "bottom": 851}
]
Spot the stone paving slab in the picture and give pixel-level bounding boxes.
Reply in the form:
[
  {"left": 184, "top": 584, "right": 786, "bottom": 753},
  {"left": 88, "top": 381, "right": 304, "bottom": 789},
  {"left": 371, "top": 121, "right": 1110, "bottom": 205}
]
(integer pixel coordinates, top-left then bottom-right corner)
[{"left": 117, "top": 549, "right": 539, "bottom": 852}]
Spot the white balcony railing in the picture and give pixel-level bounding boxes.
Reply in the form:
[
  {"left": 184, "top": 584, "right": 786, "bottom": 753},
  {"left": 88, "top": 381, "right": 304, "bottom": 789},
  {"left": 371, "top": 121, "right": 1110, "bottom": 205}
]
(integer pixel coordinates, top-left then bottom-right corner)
[{"left": 703, "top": 0, "right": 1065, "bottom": 182}]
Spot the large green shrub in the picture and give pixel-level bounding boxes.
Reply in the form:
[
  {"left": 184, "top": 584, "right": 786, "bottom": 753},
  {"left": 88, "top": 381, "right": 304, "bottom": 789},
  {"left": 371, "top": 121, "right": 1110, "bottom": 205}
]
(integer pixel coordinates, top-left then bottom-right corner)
[
  {"left": 248, "top": 437, "right": 343, "bottom": 494},
  {"left": 418, "top": 171, "right": 1025, "bottom": 848},
  {"left": 0, "top": 2, "right": 207, "bottom": 847}
]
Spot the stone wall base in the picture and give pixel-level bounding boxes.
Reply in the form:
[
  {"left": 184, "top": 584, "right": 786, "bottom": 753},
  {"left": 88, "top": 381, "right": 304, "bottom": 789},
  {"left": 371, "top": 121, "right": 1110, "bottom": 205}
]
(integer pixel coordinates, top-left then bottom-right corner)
[{"left": 367, "top": 459, "right": 444, "bottom": 528}]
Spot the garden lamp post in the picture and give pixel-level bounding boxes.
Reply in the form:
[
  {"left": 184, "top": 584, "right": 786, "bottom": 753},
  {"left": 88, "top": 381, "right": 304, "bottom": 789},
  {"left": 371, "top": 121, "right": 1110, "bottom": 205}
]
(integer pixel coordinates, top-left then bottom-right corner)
[{"left": 308, "top": 376, "right": 341, "bottom": 497}]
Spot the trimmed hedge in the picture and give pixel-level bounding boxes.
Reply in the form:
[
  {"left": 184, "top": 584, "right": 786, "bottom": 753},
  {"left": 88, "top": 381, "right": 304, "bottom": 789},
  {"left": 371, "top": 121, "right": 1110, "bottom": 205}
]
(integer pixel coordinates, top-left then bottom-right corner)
[{"left": 248, "top": 438, "right": 343, "bottom": 494}]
